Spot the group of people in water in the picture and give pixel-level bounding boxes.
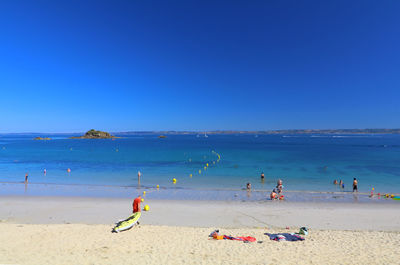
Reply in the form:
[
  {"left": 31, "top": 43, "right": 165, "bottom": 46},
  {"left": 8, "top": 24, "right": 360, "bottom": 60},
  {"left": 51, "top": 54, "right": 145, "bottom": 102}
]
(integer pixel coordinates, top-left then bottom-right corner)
[
  {"left": 333, "top": 178, "right": 358, "bottom": 192},
  {"left": 246, "top": 173, "right": 285, "bottom": 200}
]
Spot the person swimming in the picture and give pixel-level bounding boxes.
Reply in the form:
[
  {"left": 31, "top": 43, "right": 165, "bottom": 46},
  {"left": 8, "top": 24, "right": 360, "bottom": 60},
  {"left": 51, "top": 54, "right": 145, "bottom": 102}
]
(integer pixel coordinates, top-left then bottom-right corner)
[{"left": 261, "top": 172, "right": 265, "bottom": 179}]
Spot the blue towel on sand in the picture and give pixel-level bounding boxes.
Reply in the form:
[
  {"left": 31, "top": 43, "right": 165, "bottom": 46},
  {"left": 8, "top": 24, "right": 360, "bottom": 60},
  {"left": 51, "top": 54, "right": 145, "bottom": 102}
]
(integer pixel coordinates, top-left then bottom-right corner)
[{"left": 265, "top": 233, "right": 305, "bottom": 241}]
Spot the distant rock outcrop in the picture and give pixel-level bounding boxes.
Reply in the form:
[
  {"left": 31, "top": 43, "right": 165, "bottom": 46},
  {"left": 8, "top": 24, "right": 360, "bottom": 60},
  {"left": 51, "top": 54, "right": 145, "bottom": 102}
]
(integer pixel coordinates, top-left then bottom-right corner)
[
  {"left": 69, "top": 129, "right": 118, "bottom": 139},
  {"left": 33, "top": 137, "right": 51, "bottom": 140}
]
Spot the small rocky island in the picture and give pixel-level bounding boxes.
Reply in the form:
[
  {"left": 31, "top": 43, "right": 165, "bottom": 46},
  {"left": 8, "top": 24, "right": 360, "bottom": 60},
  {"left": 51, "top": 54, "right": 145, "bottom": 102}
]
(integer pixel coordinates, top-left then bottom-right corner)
[
  {"left": 69, "top": 129, "right": 118, "bottom": 139},
  {"left": 33, "top": 137, "right": 51, "bottom": 140}
]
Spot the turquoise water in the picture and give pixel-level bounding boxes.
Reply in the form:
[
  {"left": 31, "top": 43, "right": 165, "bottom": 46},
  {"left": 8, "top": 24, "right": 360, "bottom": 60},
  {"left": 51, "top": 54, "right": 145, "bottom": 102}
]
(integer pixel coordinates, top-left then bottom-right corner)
[{"left": 0, "top": 133, "right": 400, "bottom": 197}]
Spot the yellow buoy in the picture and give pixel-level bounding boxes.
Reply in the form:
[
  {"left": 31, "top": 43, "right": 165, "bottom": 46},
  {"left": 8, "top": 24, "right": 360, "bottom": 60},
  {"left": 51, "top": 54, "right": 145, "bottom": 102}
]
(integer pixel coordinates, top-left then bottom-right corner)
[
  {"left": 143, "top": 191, "right": 146, "bottom": 195},
  {"left": 189, "top": 174, "right": 192, "bottom": 177},
  {"left": 206, "top": 163, "right": 209, "bottom": 167},
  {"left": 144, "top": 205, "right": 150, "bottom": 211},
  {"left": 199, "top": 170, "right": 201, "bottom": 174},
  {"left": 391, "top": 194, "right": 395, "bottom": 198},
  {"left": 141, "top": 198, "right": 144, "bottom": 202},
  {"left": 204, "top": 166, "right": 207, "bottom": 170},
  {"left": 172, "top": 178, "right": 177, "bottom": 183},
  {"left": 156, "top": 185, "right": 159, "bottom": 189}
]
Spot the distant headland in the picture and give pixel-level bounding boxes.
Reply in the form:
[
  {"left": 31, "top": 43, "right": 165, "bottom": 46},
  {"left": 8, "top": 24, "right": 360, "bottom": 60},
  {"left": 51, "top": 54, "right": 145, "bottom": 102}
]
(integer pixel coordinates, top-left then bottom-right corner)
[
  {"left": 33, "top": 137, "right": 51, "bottom": 140},
  {"left": 69, "top": 129, "right": 118, "bottom": 139}
]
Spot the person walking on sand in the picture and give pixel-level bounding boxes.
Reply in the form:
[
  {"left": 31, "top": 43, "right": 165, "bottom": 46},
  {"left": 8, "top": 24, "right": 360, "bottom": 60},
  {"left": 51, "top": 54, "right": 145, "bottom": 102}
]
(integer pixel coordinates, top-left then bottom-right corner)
[
  {"left": 353, "top": 178, "right": 358, "bottom": 192},
  {"left": 133, "top": 195, "right": 142, "bottom": 213}
]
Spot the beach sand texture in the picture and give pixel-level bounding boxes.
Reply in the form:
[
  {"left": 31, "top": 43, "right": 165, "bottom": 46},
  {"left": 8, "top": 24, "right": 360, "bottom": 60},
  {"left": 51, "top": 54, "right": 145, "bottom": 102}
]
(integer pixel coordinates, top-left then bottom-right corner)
[
  {"left": 1, "top": 224, "right": 399, "bottom": 265},
  {"left": 1, "top": 196, "right": 400, "bottom": 265}
]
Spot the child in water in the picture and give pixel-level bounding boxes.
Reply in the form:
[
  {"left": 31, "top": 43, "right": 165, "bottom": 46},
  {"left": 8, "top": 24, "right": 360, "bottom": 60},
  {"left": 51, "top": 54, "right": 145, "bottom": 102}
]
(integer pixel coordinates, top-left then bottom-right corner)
[
  {"left": 246, "top": 182, "right": 251, "bottom": 190},
  {"left": 276, "top": 179, "right": 283, "bottom": 194},
  {"left": 270, "top": 189, "right": 278, "bottom": 200}
]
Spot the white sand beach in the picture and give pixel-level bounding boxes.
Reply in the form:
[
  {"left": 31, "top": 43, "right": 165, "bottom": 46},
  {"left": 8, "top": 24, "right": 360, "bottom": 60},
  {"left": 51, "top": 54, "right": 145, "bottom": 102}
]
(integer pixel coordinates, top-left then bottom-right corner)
[{"left": 1, "top": 196, "right": 400, "bottom": 265}]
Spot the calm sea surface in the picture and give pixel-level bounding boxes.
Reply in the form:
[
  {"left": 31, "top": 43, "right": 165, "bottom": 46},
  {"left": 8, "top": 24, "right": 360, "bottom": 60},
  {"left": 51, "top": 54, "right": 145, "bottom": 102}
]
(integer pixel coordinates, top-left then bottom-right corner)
[{"left": 0, "top": 133, "right": 399, "bottom": 200}]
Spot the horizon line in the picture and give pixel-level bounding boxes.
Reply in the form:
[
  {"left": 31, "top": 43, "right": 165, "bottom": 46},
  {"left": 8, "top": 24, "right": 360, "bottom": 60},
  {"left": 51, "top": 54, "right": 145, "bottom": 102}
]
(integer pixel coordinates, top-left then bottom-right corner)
[{"left": 1, "top": 128, "right": 400, "bottom": 135}]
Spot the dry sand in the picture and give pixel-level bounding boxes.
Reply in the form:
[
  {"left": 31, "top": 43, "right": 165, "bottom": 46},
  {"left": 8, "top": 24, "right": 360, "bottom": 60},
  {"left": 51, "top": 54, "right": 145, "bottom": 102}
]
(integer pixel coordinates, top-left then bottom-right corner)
[{"left": 0, "top": 195, "right": 400, "bottom": 265}]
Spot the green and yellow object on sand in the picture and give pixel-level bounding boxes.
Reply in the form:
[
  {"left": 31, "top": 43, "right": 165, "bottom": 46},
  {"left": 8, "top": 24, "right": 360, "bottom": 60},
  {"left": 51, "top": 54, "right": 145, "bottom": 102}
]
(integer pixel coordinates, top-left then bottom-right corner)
[{"left": 112, "top": 212, "right": 141, "bottom": 233}]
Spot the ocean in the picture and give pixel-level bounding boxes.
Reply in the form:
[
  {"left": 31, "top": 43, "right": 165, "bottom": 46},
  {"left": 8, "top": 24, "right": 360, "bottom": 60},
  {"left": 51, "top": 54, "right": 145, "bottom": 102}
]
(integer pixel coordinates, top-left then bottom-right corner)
[{"left": 0, "top": 133, "right": 399, "bottom": 202}]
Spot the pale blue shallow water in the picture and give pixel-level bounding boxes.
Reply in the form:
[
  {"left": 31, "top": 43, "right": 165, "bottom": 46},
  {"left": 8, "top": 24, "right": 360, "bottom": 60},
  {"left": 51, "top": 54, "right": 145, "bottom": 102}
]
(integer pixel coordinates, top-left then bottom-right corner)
[{"left": 0, "top": 133, "right": 399, "bottom": 201}]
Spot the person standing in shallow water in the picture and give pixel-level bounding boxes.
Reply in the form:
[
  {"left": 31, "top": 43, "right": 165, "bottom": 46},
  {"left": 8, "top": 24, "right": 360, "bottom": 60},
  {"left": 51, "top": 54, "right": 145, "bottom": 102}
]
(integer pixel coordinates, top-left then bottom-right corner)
[
  {"left": 137, "top": 171, "right": 142, "bottom": 187},
  {"left": 353, "top": 178, "right": 358, "bottom": 192},
  {"left": 24, "top": 173, "right": 28, "bottom": 184}
]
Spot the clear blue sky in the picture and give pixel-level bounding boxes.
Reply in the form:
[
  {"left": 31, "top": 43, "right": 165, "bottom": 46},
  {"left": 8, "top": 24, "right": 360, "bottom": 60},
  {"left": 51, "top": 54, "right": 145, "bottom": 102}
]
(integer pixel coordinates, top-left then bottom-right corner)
[{"left": 0, "top": 0, "right": 399, "bottom": 132}]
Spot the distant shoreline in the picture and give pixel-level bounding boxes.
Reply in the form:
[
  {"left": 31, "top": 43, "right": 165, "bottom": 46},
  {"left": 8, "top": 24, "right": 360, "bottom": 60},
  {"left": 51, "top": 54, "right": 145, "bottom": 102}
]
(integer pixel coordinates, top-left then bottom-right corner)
[{"left": 1, "top": 128, "right": 400, "bottom": 135}]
